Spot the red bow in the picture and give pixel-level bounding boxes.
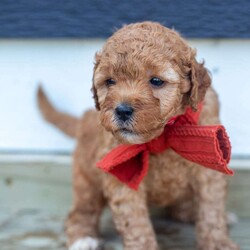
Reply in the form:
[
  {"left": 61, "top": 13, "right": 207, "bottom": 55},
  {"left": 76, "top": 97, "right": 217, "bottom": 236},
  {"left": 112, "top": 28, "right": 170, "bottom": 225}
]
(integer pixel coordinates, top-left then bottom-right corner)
[{"left": 97, "top": 104, "right": 233, "bottom": 190}]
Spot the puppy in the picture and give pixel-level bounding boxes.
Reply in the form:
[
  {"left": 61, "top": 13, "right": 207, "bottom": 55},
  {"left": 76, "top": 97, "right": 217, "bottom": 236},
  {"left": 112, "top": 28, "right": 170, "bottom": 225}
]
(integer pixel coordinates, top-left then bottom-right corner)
[{"left": 38, "top": 22, "right": 239, "bottom": 250}]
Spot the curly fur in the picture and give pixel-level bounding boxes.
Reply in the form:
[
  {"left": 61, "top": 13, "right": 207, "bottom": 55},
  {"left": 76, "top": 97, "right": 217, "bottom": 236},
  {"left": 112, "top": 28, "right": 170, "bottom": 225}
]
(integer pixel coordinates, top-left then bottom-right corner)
[{"left": 38, "top": 22, "right": 238, "bottom": 250}]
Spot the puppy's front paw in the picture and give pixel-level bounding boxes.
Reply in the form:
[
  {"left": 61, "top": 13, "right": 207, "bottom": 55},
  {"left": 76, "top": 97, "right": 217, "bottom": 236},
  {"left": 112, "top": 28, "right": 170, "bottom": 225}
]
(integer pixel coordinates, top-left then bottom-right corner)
[{"left": 69, "top": 237, "right": 101, "bottom": 250}]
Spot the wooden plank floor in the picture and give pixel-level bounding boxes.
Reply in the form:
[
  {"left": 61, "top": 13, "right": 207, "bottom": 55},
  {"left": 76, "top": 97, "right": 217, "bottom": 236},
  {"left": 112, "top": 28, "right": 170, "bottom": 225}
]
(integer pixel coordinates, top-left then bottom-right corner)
[
  {"left": 0, "top": 157, "right": 250, "bottom": 217},
  {"left": 0, "top": 156, "right": 249, "bottom": 249},
  {"left": 0, "top": 209, "right": 248, "bottom": 250}
]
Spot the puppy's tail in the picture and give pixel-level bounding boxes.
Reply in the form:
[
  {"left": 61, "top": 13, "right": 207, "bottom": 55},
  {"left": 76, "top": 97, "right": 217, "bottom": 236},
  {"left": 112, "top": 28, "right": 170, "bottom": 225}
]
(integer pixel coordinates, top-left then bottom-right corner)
[{"left": 37, "top": 85, "right": 79, "bottom": 138}]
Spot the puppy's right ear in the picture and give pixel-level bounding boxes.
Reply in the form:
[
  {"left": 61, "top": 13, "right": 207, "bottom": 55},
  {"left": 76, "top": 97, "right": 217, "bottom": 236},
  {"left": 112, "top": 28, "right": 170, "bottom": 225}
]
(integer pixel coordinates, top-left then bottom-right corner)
[
  {"left": 188, "top": 58, "right": 211, "bottom": 111},
  {"left": 91, "top": 52, "right": 101, "bottom": 110}
]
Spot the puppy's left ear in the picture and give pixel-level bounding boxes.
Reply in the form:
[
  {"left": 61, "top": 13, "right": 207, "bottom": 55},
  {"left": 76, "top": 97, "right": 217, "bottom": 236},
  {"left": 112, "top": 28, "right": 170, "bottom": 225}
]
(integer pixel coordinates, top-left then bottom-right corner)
[
  {"left": 91, "top": 52, "right": 101, "bottom": 110},
  {"left": 188, "top": 59, "right": 211, "bottom": 111}
]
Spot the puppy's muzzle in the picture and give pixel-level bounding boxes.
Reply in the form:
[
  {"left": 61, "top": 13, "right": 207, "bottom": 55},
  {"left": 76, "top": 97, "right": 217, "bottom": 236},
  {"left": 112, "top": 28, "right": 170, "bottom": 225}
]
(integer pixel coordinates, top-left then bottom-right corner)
[{"left": 115, "top": 103, "right": 134, "bottom": 122}]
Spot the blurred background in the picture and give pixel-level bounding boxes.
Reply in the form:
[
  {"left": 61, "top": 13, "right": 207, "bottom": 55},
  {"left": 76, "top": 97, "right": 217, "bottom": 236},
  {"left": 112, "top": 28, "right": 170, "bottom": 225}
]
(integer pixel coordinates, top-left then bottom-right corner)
[{"left": 0, "top": 1, "right": 249, "bottom": 249}]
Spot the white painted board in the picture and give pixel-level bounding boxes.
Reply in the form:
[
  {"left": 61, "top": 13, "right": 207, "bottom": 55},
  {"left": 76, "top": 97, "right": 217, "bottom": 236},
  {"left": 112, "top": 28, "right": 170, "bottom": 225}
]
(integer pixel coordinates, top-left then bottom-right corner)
[{"left": 0, "top": 39, "right": 249, "bottom": 156}]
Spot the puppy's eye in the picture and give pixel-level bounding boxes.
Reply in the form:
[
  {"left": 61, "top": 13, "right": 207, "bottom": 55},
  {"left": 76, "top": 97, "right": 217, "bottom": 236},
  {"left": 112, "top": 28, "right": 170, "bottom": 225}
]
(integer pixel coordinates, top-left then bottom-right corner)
[
  {"left": 149, "top": 77, "right": 165, "bottom": 87},
  {"left": 105, "top": 78, "right": 116, "bottom": 87}
]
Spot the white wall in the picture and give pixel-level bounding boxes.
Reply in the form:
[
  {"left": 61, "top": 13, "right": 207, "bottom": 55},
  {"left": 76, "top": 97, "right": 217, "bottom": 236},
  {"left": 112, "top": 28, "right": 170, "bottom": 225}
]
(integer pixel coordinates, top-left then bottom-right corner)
[{"left": 0, "top": 39, "right": 249, "bottom": 156}]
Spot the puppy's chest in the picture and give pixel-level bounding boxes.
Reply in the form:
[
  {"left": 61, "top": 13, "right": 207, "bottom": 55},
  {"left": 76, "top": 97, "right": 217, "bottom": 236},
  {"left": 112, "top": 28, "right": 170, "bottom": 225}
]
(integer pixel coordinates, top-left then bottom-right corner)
[{"left": 144, "top": 149, "right": 192, "bottom": 206}]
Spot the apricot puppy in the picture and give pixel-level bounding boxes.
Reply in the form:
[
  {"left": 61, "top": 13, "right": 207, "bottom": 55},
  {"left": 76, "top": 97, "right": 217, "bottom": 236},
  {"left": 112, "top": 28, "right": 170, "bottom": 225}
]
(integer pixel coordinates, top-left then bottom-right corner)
[{"left": 38, "top": 22, "right": 239, "bottom": 250}]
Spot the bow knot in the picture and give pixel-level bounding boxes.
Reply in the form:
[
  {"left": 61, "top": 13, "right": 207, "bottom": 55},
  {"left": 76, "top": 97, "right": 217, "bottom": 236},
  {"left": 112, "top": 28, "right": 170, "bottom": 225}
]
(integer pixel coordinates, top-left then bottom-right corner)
[{"left": 145, "top": 133, "right": 167, "bottom": 153}]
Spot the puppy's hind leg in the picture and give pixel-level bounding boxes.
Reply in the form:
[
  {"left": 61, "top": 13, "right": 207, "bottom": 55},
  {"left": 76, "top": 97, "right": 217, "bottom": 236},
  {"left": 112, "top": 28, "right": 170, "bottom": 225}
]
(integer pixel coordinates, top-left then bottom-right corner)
[
  {"left": 192, "top": 168, "right": 239, "bottom": 250},
  {"left": 65, "top": 161, "right": 105, "bottom": 250}
]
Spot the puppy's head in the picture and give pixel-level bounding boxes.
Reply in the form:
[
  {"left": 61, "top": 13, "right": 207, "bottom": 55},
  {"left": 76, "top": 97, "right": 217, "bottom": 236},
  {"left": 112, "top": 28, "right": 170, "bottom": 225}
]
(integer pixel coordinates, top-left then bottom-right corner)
[{"left": 92, "top": 22, "right": 211, "bottom": 144}]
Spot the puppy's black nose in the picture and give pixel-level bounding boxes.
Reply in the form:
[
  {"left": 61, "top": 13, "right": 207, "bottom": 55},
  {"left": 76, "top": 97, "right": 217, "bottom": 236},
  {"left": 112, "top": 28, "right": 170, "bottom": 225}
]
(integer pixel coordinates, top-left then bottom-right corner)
[{"left": 115, "top": 103, "right": 134, "bottom": 122}]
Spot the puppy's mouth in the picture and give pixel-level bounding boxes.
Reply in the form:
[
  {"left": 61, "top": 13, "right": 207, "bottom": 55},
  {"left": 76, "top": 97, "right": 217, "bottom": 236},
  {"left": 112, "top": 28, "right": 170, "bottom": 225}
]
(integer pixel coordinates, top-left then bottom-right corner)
[
  {"left": 117, "top": 124, "right": 163, "bottom": 134},
  {"left": 113, "top": 124, "right": 165, "bottom": 144},
  {"left": 111, "top": 115, "right": 166, "bottom": 144},
  {"left": 116, "top": 127, "right": 137, "bottom": 136},
  {"left": 119, "top": 127, "right": 134, "bottom": 133},
  {"left": 112, "top": 116, "right": 137, "bottom": 135}
]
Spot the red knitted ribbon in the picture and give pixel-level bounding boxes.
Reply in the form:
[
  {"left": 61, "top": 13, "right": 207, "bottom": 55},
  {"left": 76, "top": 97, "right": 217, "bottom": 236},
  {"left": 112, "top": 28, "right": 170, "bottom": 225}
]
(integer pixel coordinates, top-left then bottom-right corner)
[{"left": 97, "top": 104, "right": 233, "bottom": 190}]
